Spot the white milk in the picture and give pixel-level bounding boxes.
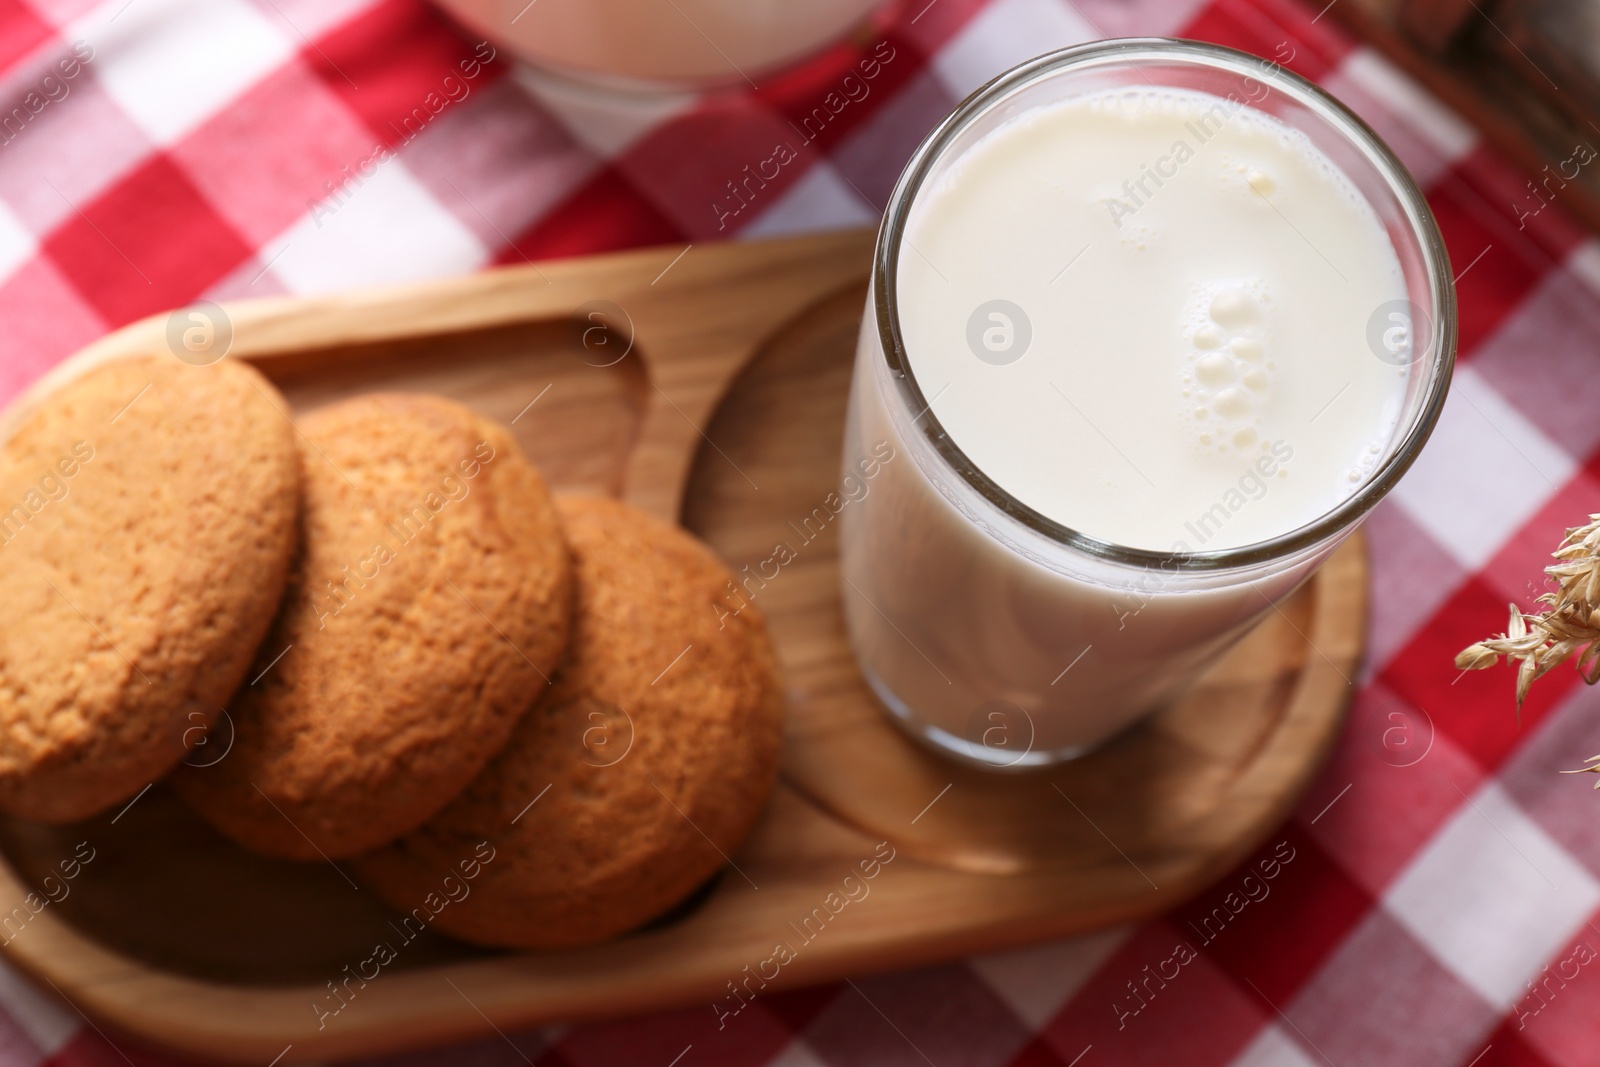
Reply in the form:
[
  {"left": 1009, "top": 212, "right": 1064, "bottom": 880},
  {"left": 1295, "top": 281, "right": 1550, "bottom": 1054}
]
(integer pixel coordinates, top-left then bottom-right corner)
[
  {"left": 841, "top": 87, "right": 1413, "bottom": 765},
  {"left": 434, "top": 0, "right": 885, "bottom": 87},
  {"left": 900, "top": 89, "right": 1409, "bottom": 552}
]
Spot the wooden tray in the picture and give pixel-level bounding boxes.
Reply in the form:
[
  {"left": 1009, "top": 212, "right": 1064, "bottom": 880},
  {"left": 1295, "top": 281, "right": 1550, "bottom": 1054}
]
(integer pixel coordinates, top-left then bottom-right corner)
[{"left": 0, "top": 229, "right": 1366, "bottom": 1064}]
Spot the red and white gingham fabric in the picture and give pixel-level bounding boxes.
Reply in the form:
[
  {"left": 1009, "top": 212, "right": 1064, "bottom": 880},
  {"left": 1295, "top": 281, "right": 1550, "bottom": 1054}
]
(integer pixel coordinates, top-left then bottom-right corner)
[{"left": 0, "top": 0, "right": 1595, "bottom": 1063}]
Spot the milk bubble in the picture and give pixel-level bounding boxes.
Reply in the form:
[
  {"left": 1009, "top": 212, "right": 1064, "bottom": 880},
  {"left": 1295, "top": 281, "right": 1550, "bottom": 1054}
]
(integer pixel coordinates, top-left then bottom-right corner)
[
  {"left": 1195, "top": 354, "right": 1235, "bottom": 387},
  {"left": 1210, "top": 289, "right": 1262, "bottom": 329},
  {"left": 1214, "top": 387, "right": 1252, "bottom": 419}
]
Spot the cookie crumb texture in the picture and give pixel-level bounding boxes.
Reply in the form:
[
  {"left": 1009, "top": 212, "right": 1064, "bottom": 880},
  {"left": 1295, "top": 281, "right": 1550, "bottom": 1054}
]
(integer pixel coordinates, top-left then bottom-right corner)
[
  {"left": 354, "top": 496, "right": 784, "bottom": 950},
  {"left": 175, "top": 394, "right": 571, "bottom": 860},
  {"left": 0, "top": 356, "right": 299, "bottom": 822}
]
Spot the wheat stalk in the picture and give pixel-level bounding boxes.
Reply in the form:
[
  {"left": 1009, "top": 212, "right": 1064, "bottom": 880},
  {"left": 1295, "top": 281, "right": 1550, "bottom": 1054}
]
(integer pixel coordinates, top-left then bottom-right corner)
[{"left": 1456, "top": 514, "right": 1600, "bottom": 787}]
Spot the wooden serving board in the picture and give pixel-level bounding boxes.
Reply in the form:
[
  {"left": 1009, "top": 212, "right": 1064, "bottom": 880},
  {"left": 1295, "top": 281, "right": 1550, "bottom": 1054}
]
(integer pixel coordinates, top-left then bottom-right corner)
[{"left": 0, "top": 229, "right": 1366, "bottom": 1064}]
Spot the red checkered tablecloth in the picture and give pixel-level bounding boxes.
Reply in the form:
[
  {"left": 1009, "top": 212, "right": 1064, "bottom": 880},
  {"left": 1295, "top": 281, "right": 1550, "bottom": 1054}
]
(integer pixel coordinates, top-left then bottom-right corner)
[{"left": 0, "top": 0, "right": 1596, "bottom": 1064}]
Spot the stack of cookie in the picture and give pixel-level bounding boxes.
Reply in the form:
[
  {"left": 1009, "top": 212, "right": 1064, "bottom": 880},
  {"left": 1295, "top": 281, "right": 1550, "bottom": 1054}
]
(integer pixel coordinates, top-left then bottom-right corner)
[{"left": 0, "top": 356, "right": 784, "bottom": 950}]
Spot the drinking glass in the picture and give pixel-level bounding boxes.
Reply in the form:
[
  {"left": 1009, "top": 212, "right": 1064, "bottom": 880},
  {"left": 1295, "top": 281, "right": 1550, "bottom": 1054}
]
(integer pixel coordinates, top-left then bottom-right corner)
[{"left": 839, "top": 38, "right": 1456, "bottom": 769}]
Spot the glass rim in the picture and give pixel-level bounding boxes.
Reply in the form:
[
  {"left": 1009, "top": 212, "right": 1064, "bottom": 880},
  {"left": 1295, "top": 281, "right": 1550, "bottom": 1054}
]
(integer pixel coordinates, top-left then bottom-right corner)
[{"left": 872, "top": 36, "right": 1458, "bottom": 572}]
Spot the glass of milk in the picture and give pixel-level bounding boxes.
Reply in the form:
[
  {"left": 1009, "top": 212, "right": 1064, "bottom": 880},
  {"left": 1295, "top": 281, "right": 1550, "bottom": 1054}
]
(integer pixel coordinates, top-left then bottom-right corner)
[
  {"left": 840, "top": 38, "right": 1455, "bottom": 769},
  {"left": 432, "top": 0, "right": 889, "bottom": 92}
]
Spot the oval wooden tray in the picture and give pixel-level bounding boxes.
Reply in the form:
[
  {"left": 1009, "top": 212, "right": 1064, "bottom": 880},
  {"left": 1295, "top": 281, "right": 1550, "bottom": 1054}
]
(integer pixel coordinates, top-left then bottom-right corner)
[{"left": 0, "top": 229, "right": 1365, "bottom": 1064}]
